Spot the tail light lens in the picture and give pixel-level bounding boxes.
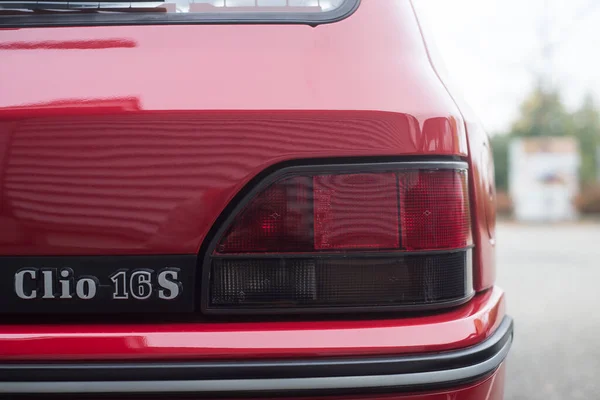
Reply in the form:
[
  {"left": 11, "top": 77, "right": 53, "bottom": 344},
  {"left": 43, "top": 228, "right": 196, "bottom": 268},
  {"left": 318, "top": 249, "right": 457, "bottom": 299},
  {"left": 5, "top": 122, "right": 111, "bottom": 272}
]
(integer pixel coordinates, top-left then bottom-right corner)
[
  {"left": 217, "top": 176, "right": 313, "bottom": 253},
  {"left": 313, "top": 173, "right": 400, "bottom": 250},
  {"left": 399, "top": 170, "right": 470, "bottom": 250},
  {"left": 204, "top": 162, "right": 473, "bottom": 314}
]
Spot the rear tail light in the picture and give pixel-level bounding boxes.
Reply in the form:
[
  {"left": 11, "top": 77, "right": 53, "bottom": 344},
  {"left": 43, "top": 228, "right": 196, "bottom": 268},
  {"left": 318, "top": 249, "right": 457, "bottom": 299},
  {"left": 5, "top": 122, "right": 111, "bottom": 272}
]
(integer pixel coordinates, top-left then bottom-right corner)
[
  {"left": 399, "top": 170, "right": 471, "bottom": 250},
  {"left": 203, "top": 162, "right": 473, "bottom": 314},
  {"left": 313, "top": 173, "right": 400, "bottom": 250}
]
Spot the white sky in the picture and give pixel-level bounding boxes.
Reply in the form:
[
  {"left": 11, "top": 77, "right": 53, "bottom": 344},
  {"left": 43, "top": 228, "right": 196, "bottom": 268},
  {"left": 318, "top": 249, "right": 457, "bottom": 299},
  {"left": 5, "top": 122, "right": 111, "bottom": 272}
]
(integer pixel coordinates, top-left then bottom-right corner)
[{"left": 414, "top": 0, "right": 600, "bottom": 133}]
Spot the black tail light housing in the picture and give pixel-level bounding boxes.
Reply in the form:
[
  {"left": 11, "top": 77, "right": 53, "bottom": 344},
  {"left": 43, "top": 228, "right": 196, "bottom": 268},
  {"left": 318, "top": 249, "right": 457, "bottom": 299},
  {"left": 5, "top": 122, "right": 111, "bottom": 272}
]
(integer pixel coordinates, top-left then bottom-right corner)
[{"left": 201, "top": 161, "right": 474, "bottom": 314}]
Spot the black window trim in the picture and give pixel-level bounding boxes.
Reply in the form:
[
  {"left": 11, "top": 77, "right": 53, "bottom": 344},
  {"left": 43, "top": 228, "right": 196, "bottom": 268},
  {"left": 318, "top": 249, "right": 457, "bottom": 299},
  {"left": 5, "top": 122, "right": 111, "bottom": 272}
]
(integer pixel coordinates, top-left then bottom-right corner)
[{"left": 0, "top": 0, "right": 360, "bottom": 28}]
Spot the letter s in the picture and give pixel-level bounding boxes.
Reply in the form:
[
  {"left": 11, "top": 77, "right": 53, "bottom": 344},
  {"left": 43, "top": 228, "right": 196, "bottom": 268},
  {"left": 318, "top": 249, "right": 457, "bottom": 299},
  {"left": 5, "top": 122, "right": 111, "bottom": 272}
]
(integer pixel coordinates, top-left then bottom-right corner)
[
  {"left": 15, "top": 269, "right": 37, "bottom": 299},
  {"left": 158, "top": 269, "right": 181, "bottom": 300}
]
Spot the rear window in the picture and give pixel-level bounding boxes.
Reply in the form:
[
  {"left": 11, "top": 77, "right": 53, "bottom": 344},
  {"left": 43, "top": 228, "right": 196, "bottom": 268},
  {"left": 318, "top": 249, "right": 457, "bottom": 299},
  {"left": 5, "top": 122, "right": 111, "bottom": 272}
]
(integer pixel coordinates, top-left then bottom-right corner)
[
  {"left": 182, "top": 0, "right": 346, "bottom": 12},
  {"left": 0, "top": 0, "right": 360, "bottom": 28}
]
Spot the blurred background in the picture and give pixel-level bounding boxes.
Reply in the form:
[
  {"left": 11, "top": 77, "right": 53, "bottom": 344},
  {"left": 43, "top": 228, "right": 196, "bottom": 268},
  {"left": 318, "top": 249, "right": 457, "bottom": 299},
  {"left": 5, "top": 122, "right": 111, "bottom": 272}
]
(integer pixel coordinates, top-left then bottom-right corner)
[{"left": 415, "top": 1, "right": 600, "bottom": 399}]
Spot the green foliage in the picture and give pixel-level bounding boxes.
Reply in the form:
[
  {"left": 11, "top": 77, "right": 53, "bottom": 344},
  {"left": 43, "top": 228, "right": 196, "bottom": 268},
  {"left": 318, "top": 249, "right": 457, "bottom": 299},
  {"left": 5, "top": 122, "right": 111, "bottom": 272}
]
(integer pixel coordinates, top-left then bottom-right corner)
[
  {"left": 492, "top": 84, "right": 599, "bottom": 190},
  {"left": 510, "top": 85, "right": 573, "bottom": 138},
  {"left": 491, "top": 134, "right": 510, "bottom": 191},
  {"left": 572, "top": 94, "right": 600, "bottom": 184}
]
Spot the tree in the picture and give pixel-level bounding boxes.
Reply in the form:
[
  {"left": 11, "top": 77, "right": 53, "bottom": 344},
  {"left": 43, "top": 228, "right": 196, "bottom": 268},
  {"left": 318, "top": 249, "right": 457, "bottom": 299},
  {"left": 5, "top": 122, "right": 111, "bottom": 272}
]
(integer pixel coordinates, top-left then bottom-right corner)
[
  {"left": 572, "top": 93, "right": 600, "bottom": 184},
  {"left": 491, "top": 134, "right": 510, "bottom": 191},
  {"left": 491, "top": 85, "right": 599, "bottom": 191},
  {"left": 509, "top": 84, "right": 573, "bottom": 138},
  {"left": 491, "top": 84, "right": 573, "bottom": 192}
]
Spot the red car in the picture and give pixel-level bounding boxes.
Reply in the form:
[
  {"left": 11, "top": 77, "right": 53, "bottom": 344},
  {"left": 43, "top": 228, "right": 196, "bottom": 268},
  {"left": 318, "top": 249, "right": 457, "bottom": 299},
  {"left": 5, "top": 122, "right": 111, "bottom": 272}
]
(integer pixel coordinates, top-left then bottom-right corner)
[{"left": 0, "top": 0, "right": 512, "bottom": 398}]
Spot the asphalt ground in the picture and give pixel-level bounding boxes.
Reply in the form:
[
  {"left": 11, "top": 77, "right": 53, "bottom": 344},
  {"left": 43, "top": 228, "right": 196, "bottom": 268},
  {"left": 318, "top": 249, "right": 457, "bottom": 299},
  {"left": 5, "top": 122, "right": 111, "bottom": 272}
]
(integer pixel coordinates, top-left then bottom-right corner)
[{"left": 496, "top": 222, "right": 600, "bottom": 400}]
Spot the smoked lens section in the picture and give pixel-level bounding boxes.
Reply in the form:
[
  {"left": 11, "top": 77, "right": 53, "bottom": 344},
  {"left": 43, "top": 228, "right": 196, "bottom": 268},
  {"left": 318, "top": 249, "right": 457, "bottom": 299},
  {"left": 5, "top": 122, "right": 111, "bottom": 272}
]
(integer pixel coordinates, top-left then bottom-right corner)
[{"left": 209, "top": 251, "right": 470, "bottom": 310}]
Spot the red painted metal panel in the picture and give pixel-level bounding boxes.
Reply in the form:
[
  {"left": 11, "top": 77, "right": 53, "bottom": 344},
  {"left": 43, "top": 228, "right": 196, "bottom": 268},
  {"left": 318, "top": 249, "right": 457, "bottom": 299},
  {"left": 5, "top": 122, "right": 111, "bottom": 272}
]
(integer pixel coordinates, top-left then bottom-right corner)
[
  {"left": 0, "top": 110, "right": 463, "bottom": 256},
  {"left": 0, "top": 287, "right": 504, "bottom": 361},
  {"left": 0, "top": 0, "right": 468, "bottom": 256}
]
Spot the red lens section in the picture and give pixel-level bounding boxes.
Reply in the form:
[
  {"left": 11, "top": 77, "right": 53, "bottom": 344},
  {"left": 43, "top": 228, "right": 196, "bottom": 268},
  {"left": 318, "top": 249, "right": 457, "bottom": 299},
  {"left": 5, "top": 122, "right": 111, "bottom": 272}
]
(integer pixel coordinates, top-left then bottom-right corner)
[
  {"left": 217, "top": 167, "right": 471, "bottom": 254},
  {"left": 217, "top": 176, "right": 313, "bottom": 253},
  {"left": 398, "top": 170, "right": 470, "bottom": 250},
  {"left": 313, "top": 173, "right": 400, "bottom": 250}
]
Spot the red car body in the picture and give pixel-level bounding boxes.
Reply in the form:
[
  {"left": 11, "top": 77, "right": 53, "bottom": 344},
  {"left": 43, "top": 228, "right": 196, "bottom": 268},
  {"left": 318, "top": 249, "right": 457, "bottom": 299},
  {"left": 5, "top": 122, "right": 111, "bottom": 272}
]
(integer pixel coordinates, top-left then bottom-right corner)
[{"left": 0, "top": 0, "right": 511, "bottom": 399}]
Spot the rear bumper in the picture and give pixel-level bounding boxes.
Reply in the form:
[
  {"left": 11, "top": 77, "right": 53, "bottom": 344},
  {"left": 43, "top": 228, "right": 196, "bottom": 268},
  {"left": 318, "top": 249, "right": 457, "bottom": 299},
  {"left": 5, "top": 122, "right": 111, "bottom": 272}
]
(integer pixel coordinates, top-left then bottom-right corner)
[
  {"left": 0, "top": 316, "right": 512, "bottom": 395},
  {"left": 0, "top": 288, "right": 506, "bottom": 361}
]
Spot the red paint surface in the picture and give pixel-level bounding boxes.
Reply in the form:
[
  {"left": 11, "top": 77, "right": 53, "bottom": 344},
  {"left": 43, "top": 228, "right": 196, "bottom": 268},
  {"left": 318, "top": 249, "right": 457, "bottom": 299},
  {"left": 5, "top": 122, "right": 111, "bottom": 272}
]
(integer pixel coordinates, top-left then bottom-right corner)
[
  {"left": 0, "top": 287, "right": 504, "bottom": 361},
  {"left": 0, "top": 0, "right": 469, "bottom": 257},
  {"left": 0, "top": 39, "right": 137, "bottom": 50},
  {"left": 0, "top": 110, "right": 463, "bottom": 256},
  {"left": 464, "top": 122, "right": 497, "bottom": 290}
]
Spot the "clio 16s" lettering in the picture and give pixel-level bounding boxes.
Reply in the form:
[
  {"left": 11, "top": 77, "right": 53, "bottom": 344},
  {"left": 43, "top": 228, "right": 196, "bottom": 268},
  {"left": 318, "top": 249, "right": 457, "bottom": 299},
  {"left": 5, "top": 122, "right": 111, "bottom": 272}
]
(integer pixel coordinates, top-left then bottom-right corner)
[{"left": 14, "top": 267, "right": 181, "bottom": 301}]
